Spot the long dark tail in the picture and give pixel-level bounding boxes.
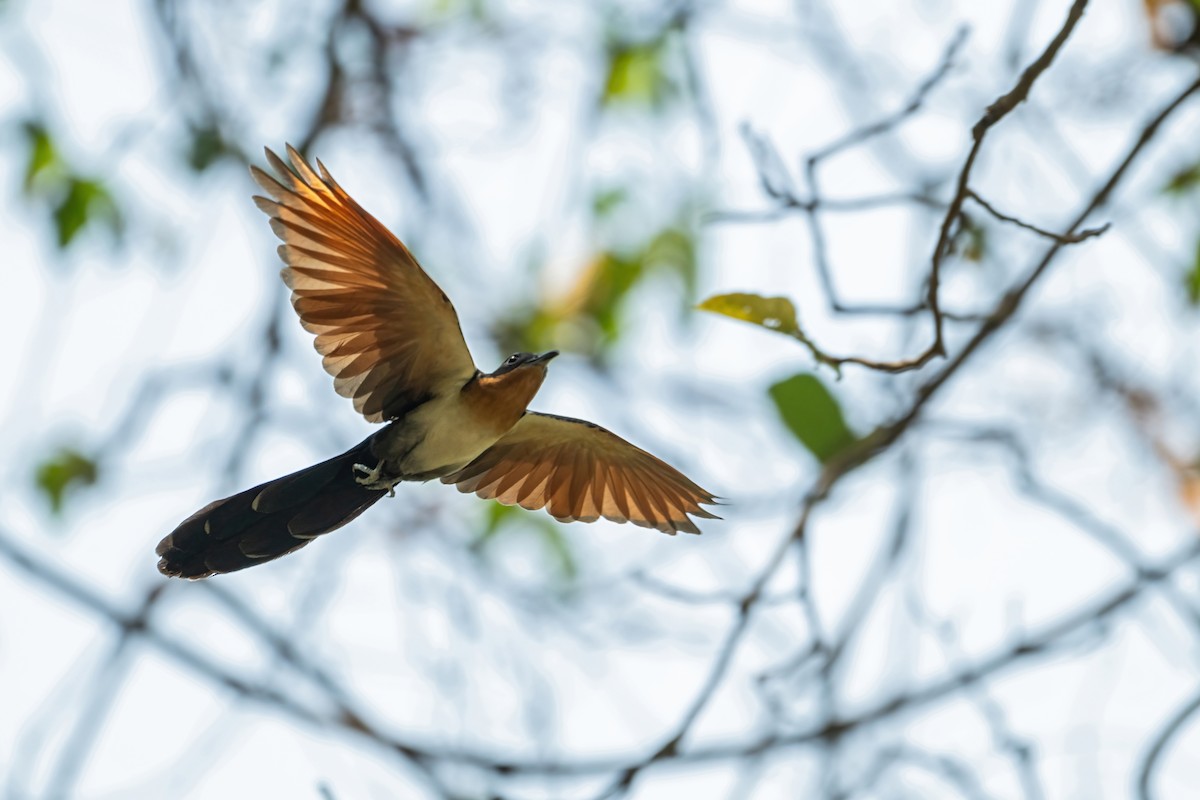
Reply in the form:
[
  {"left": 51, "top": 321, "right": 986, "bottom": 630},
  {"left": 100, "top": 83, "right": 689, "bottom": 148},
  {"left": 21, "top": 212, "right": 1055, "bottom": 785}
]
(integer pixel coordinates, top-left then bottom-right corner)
[{"left": 156, "top": 436, "right": 385, "bottom": 579}]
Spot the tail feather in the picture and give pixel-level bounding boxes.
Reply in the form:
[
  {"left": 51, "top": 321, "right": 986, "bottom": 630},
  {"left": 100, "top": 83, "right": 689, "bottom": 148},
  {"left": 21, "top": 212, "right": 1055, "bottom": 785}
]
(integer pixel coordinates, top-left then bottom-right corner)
[{"left": 156, "top": 437, "right": 385, "bottom": 579}]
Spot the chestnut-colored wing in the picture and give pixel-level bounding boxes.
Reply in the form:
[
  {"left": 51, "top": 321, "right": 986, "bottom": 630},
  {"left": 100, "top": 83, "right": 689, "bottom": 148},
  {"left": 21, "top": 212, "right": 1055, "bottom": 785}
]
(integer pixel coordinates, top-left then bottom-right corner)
[
  {"left": 251, "top": 145, "right": 476, "bottom": 423},
  {"left": 442, "top": 412, "right": 719, "bottom": 534}
]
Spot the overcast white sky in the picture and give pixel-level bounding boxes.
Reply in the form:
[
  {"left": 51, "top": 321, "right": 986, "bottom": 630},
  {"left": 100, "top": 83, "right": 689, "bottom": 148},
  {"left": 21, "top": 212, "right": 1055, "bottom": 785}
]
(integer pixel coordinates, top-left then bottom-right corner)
[{"left": 3, "top": 0, "right": 1200, "bottom": 798}]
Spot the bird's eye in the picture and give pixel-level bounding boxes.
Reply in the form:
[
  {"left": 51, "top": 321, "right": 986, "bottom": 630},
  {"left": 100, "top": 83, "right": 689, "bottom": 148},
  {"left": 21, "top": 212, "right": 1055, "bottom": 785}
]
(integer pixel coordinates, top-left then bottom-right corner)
[{"left": 505, "top": 354, "right": 520, "bottom": 365}]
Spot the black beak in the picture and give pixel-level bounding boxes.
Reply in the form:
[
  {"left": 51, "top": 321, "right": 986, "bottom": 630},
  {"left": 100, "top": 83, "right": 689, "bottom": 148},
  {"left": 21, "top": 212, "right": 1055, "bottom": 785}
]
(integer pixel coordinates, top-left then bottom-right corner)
[{"left": 531, "top": 350, "right": 559, "bottom": 364}]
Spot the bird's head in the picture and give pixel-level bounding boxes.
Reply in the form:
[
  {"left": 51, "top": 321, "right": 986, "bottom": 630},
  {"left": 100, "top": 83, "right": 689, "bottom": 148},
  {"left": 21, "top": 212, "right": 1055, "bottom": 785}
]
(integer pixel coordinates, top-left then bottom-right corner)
[
  {"left": 489, "top": 350, "right": 559, "bottom": 397},
  {"left": 492, "top": 350, "right": 559, "bottom": 376}
]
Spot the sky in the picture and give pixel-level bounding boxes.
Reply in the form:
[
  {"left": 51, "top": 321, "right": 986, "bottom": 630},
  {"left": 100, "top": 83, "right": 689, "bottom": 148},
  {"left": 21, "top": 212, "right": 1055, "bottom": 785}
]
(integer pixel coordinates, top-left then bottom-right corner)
[{"left": 3, "top": 0, "right": 1200, "bottom": 798}]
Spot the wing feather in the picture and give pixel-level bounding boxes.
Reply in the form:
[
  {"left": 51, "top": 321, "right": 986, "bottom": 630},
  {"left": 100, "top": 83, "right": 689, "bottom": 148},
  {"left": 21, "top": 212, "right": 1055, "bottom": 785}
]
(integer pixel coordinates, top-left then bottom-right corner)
[
  {"left": 605, "top": 462, "right": 633, "bottom": 522},
  {"left": 513, "top": 455, "right": 557, "bottom": 507},
  {"left": 442, "top": 412, "right": 719, "bottom": 535},
  {"left": 252, "top": 145, "right": 475, "bottom": 422},
  {"left": 629, "top": 465, "right": 678, "bottom": 532}
]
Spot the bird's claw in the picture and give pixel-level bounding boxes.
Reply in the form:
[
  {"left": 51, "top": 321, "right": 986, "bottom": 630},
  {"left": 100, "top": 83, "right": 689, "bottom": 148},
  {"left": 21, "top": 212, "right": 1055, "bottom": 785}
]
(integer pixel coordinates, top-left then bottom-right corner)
[
  {"left": 353, "top": 460, "right": 383, "bottom": 484},
  {"left": 353, "top": 461, "right": 400, "bottom": 497}
]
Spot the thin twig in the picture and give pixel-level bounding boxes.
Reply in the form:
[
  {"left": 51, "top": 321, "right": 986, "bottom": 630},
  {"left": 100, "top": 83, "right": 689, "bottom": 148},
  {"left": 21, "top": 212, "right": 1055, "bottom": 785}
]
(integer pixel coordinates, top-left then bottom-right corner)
[
  {"left": 967, "top": 188, "right": 1111, "bottom": 244},
  {"left": 1137, "top": 686, "right": 1200, "bottom": 799}
]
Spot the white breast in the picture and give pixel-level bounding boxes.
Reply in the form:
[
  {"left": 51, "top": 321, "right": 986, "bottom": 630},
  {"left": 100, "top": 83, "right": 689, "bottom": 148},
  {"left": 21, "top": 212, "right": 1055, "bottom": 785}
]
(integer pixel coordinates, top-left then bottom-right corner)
[{"left": 396, "top": 393, "right": 506, "bottom": 477}]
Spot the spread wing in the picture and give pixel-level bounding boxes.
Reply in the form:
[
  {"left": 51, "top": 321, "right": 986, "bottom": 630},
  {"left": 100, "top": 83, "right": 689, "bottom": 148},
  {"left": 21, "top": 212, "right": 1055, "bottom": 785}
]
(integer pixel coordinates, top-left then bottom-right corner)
[
  {"left": 442, "top": 412, "right": 720, "bottom": 534},
  {"left": 251, "top": 145, "right": 476, "bottom": 423}
]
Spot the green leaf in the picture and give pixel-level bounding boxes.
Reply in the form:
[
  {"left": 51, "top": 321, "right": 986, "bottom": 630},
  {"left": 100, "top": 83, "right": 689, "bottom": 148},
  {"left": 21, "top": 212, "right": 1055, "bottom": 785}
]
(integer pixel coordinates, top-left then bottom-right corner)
[
  {"left": 591, "top": 187, "right": 628, "bottom": 219},
  {"left": 53, "top": 178, "right": 121, "bottom": 248},
  {"left": 54, "top": 179, "right": 91, "bottom": 247},
  {"left": 769, "top": 374, "right": 857, "bottom": 463},
  {"left": 698, "top": 292, "right": 800, "bottom": 337},
  {"left": 20, "top": 122, "right": 123, "bottom": 249},
  {"left": 186, "top": 125, "right": 228, "bottom": 173},
  {"left": 35, "top": 448, "right": 98, "bottom": 515},
  {"left": 22, "top": 121, "right": 60, "bottom": 195},
  {"left": 1165, "top": 162, "right": 1200, "bottom": 196},
  {"left": 1187, "top": 238, "right": 1200, "bottom": 305}
]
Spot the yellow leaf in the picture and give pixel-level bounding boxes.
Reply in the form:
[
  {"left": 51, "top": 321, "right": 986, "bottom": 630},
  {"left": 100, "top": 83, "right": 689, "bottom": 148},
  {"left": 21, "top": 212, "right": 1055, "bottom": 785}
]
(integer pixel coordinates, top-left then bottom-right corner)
[
  {"left": 604, "top": 44, "right": 664, "bottom": 106},
  {"left": 697, "top": 292, "right": 800, "bottom": 337}
]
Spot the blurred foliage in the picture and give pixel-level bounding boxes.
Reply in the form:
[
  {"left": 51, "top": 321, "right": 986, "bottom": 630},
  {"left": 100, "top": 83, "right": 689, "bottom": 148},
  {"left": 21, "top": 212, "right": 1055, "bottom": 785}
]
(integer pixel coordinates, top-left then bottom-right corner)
[
  {"left": 485, "top": 11, "right": 695, "bottom": 371},
  {"left": 1161, "top": 159, "right": 1200, "bottom": 305},
  {"left": 603, "top": 34, "right": 674, "bottom": 108},
  {"left": 53, "top": 178, "right": 119, "bottom": 248},
  {"left": 1164, "top": 160, "right": 1200, "bottom": 195},
  {"left": 643, "top": 226, "right": 697, "bottom": 296},
  {"left": 34, "top": 448, "right": 98, "bottom": 515},
  {"left": 950, "top": 211, "right": 987, "bottom": 263},
  {"left": 21, "top": 121, "right": 123, "bottom": 249},
  {"left": 496, "top": 222, "right": 697, "bottom": 360},
  {"left": 1187, "top": 239, "right": 1200, "bottom": 305},
  {"left": 769, "top": 374, "right": 857, "bottom": 463},
  {"left": 22, "top": 122, "right": 57, "bottom": 192},
  {"left": 475, "top": 501, "right": 577, "bottom": 582},
  {"left": 698, "top": 292, "right": 800, "bottom": 337},
  {"left": 591, "top": 186, "right": 629, "bottom": 218},
  {"left": 429, "top": 0, "right": 489, "bottom": 24},
  {"left": 185, "top": 123, "right": 232, "bottom": 173}
]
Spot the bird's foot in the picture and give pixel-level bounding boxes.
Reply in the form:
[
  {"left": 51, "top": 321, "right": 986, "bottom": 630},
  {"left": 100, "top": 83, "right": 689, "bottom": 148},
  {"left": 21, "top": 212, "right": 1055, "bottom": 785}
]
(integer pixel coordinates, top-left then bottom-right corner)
[
  {"left": 353, "top": 459, "right": 384, "bottom": 484},
  {"left": 353, "top": 461, "right": 401, "bottom": 497}
]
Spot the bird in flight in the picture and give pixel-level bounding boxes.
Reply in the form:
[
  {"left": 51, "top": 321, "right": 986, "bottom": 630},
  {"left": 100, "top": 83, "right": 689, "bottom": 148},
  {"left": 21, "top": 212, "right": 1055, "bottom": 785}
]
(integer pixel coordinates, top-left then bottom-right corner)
[{"left": 156, "top": 145, "right": 718, "bottom": 579}]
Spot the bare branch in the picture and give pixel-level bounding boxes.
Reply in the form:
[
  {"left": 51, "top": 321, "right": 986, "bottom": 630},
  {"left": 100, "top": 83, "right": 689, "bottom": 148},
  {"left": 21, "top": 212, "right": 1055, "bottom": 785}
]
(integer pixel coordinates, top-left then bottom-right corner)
[
  {"left": 967, "top": 188, "right": 1111, "bottom": 244},
  {"left": 1137, "top": 687, "right": 1200, "bottom": 800}
]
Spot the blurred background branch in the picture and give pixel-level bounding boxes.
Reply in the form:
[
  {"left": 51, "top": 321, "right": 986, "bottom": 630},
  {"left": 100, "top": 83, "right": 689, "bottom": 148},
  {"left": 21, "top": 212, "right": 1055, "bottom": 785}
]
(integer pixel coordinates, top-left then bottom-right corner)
[{"left": 4, "top": 0, "right": 1200, "bottom": 798}]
